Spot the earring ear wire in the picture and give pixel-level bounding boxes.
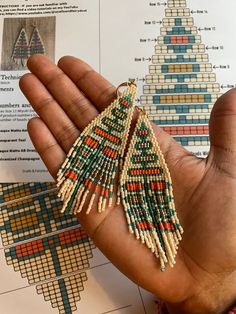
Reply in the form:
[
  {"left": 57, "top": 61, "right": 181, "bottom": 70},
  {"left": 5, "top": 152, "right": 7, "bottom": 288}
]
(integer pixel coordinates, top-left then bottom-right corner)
[{"left": 116, "top": 81, "right": 137, "bottom": 97}]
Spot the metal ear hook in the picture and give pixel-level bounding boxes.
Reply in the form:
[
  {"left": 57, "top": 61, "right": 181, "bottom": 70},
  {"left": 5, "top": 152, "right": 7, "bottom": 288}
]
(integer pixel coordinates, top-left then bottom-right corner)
[
  {"left": 31, "top": 20, "right": 37, "bottom": 28},
  {"left": 116, "top": 80, "right": 137, "bottom": 97},
  {"left": 21, "top": 18, "right": 27, "bottom": 29},
  {"left": 135, "top": 106, "right": 147, "bottom": 116}
]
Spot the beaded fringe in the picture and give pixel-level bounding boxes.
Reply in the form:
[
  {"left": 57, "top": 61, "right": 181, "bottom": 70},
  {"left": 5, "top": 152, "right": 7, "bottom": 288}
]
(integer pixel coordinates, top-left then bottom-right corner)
[
  {"left": 57, "top": 83, "right": 136, "bottom": 214},
  {"left": 120, "top": 111, "right": 183, "bottom": 271}
]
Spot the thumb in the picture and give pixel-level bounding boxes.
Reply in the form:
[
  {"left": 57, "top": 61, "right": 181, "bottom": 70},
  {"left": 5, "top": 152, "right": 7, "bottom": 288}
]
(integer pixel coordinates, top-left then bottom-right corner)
[{"left": 209, "top": 88, "right": 236, "bottom": 172}]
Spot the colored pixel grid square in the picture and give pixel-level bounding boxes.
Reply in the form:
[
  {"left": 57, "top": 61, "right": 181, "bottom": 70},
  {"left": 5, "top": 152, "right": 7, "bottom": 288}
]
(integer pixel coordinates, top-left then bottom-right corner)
[
  {"left": 37, "top": 273, "right": 88, "bottom": 314},
  {"left": 5, "top": 227, "right": 95, "bottom": 284},
  {"left": 0, "top": 190, "right": 80, "bottom": 246},
  {"left": 0, "top": 182, "right": 56, "bottom": 204}
]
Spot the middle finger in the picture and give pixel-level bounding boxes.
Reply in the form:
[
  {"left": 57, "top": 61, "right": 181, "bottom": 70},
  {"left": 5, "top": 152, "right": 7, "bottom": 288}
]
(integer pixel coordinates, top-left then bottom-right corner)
[{"left": 27, "top": 54, "right": 99, "bottom": 130}]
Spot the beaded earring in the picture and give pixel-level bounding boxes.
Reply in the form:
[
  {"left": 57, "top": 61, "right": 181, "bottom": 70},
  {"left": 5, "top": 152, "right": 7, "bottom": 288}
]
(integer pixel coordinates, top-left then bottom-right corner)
[
  {"left": 57, "top": 82, "right": 136, "bottom": 214},
  {"left": 120, "top": 109, "right": 183, "bottom": 271},
  {"left": 12, "top": 26, "right": 29, "bottom": 67},
  {"left": 29, "top": 23, "right": 45, "bottom": 56}
]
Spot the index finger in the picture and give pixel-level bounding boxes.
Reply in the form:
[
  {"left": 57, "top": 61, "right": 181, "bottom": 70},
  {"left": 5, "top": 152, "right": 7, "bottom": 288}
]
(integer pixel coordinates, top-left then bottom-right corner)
[{"left": 58, "top": 56, "right": 117, "bottom": 111}]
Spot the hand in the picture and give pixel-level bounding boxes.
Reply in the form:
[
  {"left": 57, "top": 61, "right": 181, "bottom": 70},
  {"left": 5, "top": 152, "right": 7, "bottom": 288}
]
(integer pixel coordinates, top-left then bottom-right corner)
[{"left": 20, "top": 55, "right": 236, "bottom": 314}]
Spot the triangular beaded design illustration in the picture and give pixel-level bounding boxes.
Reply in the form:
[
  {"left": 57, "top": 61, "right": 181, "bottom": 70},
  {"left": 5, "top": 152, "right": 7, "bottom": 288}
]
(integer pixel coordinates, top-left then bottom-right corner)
[
  {"left": 120, "top": 111, "right": 183, "bottom": 271},
  {"left": 140, "top": 0, "right": 221, "bottom": 149},
  {"left": 0, "top": 184, "right": 95, "bottom": 314},
  {"left": 57, "top": 83, "right": 136, "bottom": 214},
  {"left": 12, "top": 27, "right": 29, "bottom": 67},
  {"left": 29, "top": 27, "right": 45, "bottom": 56}
]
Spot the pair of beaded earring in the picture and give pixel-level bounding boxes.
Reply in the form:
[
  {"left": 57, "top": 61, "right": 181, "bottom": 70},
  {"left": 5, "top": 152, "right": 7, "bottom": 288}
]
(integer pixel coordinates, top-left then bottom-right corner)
[
  {"left": 57, "top": 82, "right": 183, "bottom": 271},
  {"left": 12, "top": 23, "right": 45, "bottom": 67}
]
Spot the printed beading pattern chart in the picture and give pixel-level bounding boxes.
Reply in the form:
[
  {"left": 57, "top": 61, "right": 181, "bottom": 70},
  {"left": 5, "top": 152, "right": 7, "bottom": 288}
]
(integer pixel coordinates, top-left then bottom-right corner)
[
  {"left": 37, "top": 273, "right": 88, "bottom": 313},
  {"left": 0, "top": 183, "right": 95, "bottom": 314},
  {"left": 0, "top": 191, "right": 80, "bottom": 246},
  {"left": 140, "top": 0, "right": 221, "bottom": 148},
  {"left": 0, "top": 182, "right": 56, "bottom": 203}
]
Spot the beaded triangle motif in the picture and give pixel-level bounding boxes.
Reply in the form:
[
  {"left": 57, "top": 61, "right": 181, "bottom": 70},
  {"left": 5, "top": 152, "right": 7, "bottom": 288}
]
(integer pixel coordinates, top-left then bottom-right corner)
[
  {"left": 12, "top": 27, "right": 29, "bottom": 67},
  {"left": 29, "top": 27, "right": 45, "bottom": 56},
  {"left": 57, "top": 83, "right": 136, "bottom": 214},
  {"left": 120, "top": 111, "right": 183, "bottom": 271}
]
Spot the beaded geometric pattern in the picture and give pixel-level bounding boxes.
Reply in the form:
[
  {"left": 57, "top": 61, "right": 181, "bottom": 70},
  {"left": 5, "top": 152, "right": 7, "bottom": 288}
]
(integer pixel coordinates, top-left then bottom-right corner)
[
  {"left": 120, "top": 112, "right": 183, "bottom": 271},
  {"left": 5, "top": 227, "right": 93, "bottom": 284},
  {"left": 57, "top": 83, "right": 136, "bottom": 214},
  {"left": 29, "top": 27, "right": 45, "bottom": 56},
  {"left": 37, "top": 273, "right": 88, "bottom": 314},
  {"left": 0, "top": 191, "right": 80, "bottom": 246},
  {"left": 0, "top": 183, "right": 95, "bottom": 314},
  {"left": 140, "top": 0, "right": 221, "bottom": 148},
  {"left": 12, "top": 27, "right": 29, "bottom": 67}
]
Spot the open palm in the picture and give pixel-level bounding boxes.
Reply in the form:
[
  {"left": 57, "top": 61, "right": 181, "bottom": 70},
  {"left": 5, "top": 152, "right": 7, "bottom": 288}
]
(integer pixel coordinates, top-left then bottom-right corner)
[{"left": 20, "top": 55, "right": 236, "bottom": 314}]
